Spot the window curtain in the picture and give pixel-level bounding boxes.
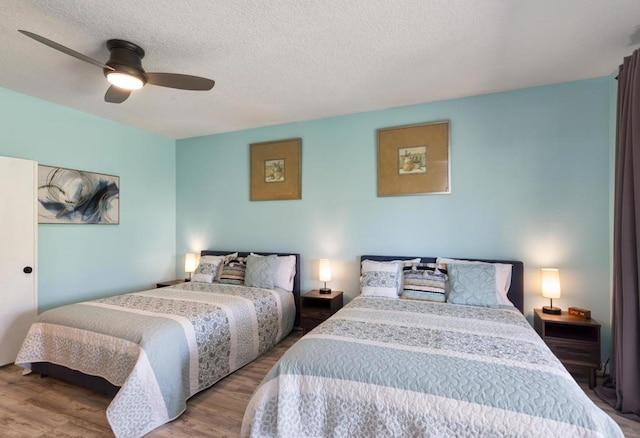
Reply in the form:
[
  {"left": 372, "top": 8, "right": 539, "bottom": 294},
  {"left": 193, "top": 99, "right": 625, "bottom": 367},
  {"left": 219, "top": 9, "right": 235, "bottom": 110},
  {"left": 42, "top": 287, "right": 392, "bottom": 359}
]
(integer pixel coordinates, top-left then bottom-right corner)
[{"left": 595, "top": 48, "right": 640, "bottom": 421}]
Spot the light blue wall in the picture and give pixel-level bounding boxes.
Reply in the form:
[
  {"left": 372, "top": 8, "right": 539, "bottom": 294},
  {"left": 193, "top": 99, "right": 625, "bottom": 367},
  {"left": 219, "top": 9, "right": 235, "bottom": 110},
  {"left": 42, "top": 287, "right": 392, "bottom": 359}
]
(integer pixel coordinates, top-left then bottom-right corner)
[
  {"left": 0, "top": 87, "right": 177, "bottom": 311},
  {"left": 176, "top": 77, "right": 614, "bottom": 360}
]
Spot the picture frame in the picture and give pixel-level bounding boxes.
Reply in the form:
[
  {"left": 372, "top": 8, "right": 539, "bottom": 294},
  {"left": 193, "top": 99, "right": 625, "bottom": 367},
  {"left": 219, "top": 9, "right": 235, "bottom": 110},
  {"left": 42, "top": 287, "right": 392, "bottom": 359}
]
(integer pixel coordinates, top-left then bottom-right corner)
[
  {"left": 250, "top": 138, "right": 302, "bottom": 201},
  {"left": 37, "top": 165, "right": 120, "bottom": 224},
  {"left": 377, "top": 120, "right": 450, "bottom": 196}
]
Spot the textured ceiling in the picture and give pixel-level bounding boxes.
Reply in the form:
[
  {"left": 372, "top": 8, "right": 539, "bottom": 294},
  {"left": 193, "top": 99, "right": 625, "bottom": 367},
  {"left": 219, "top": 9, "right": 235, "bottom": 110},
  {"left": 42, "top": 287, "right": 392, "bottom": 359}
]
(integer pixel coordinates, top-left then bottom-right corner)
[{"left": 1, "top": 0, "right": 639, "bottom": 139}]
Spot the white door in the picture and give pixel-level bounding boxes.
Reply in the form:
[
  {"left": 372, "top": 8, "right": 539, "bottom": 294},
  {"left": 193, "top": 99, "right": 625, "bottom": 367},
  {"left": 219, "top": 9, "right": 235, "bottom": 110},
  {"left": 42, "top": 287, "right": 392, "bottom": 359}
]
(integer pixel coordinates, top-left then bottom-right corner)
[{"left": 0, "top": 156, "right": 37, "bottom": 366}]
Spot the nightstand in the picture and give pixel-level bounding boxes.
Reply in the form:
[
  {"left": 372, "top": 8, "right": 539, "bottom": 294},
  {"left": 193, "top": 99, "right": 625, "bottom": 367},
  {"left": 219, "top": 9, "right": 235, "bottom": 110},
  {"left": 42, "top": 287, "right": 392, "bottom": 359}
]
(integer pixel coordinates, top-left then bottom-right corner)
[
  {"left": 534, "top": 308, "right": 601, "bottom": 388},
  {"left": 156, "top": 279, "right": 189, "bottom": 288},
  {"left": 301, "top": 290, "right": 343, "bottom": 332}
]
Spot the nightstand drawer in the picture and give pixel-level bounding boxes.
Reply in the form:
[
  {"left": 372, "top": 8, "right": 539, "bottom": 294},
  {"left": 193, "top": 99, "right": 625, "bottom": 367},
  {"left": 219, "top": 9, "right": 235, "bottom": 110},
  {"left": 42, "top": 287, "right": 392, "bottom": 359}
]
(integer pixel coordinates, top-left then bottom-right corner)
[
  {"left": 301, "top": 307, "right": 332, "bottom": 320},
  {"left": 546, "top": 337, "right": 600, "bottom": 366},
  {"left": 301, "top": 317, "right": 325, "bottom": 332}
]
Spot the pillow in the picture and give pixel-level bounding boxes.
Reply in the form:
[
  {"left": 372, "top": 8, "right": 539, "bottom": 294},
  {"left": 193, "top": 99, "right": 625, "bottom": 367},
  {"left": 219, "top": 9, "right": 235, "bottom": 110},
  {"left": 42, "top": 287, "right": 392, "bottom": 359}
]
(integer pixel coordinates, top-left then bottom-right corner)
[
  {"left": 436, "top": 257, "right": 513, "bottom": 306},
  {"left": 359, "top": 258, "right": 420, "bottom": 296},
  {"left": 191, "top": 259, "right": 222, "bottom": 283},
  {"left": 393, "top": 258, "right": 421, "bottom": 290},
  {"left": 218, "top": 257, "right": 246, "bottom": 284},
  {"left": 200, "top": 253, "right": 238, "bottom": 281},
  {"left": 251, "top": 253, "right": 296, "bottom": 291},
  {"left": 360, "top": 260, "right": 403, "bottom": 298},
  {"left": 245, "top": 254, "right": 278, "bottom": 289},
  {"left": 447, "top": 263, "right": 499, "bottom": 308},
  {"left": 401, "top": 263, "right": 447, "bottom": 302},
  {"left": 392, "top": 258, "right": 422, "bottom": 267}
]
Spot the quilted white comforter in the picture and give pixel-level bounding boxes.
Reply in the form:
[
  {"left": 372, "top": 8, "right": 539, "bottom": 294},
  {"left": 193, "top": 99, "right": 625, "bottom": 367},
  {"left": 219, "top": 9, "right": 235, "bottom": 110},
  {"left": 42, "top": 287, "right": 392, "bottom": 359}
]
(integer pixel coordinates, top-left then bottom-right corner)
[
  {"left": 243, "top": 297, "right": 623, "bottom": 437},
  {"left": 16, "top": 282, "right": 295, "bottom": 438}
]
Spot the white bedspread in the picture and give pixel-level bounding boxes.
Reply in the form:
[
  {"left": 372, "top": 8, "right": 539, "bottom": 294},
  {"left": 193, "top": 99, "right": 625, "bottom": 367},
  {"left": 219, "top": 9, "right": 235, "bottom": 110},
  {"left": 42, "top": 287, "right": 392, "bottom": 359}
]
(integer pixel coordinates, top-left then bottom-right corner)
[
  {"left": 16, "top": 282, "right": 295, "bottom": 438},
  {"left": 243, "top": 297, "right": 622, "bottom": 437}
]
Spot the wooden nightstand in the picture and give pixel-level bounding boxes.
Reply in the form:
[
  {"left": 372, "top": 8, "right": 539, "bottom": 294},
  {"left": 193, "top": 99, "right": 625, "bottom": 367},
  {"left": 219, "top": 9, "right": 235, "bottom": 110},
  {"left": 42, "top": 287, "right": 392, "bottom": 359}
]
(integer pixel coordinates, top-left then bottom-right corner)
[
  {"left": 301, "top": 290, "right": 343, "bottom": 332},
  {"left": 534, "top": 308, "right": 601, "bottom": 388},
  {"left": 156, "top": 279, "right": 189, "bottom": 288}
]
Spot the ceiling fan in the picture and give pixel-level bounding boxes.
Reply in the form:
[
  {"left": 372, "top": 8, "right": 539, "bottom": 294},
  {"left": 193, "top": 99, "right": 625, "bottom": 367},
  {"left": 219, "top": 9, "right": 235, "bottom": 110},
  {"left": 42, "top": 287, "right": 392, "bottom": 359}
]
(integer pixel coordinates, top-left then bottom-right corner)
[{"left": 18, "top": 30, "right": 215, "bottom": 103}]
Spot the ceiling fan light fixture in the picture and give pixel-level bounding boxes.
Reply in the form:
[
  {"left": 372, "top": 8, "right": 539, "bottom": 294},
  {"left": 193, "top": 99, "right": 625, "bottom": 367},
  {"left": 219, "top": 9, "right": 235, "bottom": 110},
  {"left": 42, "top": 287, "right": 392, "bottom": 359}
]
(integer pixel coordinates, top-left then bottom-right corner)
[
  {"left": 19, "top": 31, "right": 215, "bottom": 104},
  {"left": 106, "top": 72, "right": 144, "bottom": 90}
]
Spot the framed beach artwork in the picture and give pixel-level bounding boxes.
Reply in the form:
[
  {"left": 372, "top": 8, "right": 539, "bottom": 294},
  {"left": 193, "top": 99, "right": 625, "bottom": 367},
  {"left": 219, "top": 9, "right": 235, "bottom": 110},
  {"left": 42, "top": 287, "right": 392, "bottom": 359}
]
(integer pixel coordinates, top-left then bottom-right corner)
[
  {"left": 377, "top": 120, "right": 450, "bottom": 196},
  {"left": 37, "top": 165, "right": 120, "bottom": 224},
  {"left": 250, "top": 138, "right": 301, "bottom": 201}
]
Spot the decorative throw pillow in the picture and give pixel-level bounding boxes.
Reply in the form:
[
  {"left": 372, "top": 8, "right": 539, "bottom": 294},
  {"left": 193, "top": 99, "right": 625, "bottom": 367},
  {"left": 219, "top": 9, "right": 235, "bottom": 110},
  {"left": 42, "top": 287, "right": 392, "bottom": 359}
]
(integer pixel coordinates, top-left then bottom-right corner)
[
  {"left": 201, "top": 253, "right": 238, "bottom": 281},
  {"left": 191, "top": 259, "right": 222, "bottom": 283},
  {"left": 218, "top": 257, "right": 247, "bottom": 284},
  {"left": 401, "top": 263, "right": 447, "bottom": 302},
  {"left": 447, "top": 263, "right": 499, "bottom": 308},
  {"left": 251, "top": 253, "right": 296, "bottom": 291},
  {"left": 437, "top": 257, "right": 513, "bottom": 307},
  {"left": 392, "top": 258, "right": 421, "bottom": 290},
  {"left": 245, "top": 254, "right": 277, "bottom": 289},
  {"left": 360, "top": 260, "right": 403, "bottom": 298}
]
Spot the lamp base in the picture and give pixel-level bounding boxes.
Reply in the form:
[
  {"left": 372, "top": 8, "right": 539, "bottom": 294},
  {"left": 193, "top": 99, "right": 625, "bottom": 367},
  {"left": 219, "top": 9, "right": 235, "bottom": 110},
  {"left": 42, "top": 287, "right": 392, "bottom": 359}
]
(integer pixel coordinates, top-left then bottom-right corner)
[
  {"left": 319, "top": 288, "right": 332, "bottom": 294},
  {"left": 542, "top": 306, "right": 561, "bottom": 315}
]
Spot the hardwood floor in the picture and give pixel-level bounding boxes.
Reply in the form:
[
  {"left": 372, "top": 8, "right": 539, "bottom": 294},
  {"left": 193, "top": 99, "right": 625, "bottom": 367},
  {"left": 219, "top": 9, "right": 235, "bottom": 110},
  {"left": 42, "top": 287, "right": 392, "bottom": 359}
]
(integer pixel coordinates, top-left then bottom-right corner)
[
  {"left": 0, "top": 332, "right": 302, "bottom": 438},
  {"left": 1, "top": 330, "right": 638, "bottom": 437},
  {"left": 578, "top": 376, "right": 640, "bottom": 438}
]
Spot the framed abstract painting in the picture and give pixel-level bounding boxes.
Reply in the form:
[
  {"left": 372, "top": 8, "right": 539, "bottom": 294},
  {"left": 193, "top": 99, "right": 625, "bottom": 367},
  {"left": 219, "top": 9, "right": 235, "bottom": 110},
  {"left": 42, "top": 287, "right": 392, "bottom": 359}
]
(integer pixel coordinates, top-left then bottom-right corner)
[{"left": 37, "top": 165, "right": 120, "bottom": 224}]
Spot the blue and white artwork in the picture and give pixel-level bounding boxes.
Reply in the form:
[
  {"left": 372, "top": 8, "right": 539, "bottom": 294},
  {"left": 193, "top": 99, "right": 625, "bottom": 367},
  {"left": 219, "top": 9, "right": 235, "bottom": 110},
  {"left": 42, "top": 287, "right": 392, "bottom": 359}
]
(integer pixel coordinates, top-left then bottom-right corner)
[{"left": 37, "top": 165, "right": 120, "bottom": 224}]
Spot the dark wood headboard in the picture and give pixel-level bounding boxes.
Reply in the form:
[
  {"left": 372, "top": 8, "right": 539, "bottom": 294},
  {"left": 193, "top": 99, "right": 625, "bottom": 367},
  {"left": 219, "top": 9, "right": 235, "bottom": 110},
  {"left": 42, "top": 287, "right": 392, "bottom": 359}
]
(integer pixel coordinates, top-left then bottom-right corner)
[
  {"left": 360, "top": 255, "right": 524, "bottom": 313},
  {"left": 201, "top": 250, "right": 302, "bottom": 327}
]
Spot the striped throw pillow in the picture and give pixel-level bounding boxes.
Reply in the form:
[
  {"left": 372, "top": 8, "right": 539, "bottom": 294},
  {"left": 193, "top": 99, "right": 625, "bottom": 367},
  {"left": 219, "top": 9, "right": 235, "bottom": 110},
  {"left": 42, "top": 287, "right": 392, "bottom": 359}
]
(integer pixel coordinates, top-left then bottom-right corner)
[
  {"left": 401, "top": 263, "right": 447, "bottom": 302},
  {"left": 218, "top": 257, "right": 247, "bottom": 284}
]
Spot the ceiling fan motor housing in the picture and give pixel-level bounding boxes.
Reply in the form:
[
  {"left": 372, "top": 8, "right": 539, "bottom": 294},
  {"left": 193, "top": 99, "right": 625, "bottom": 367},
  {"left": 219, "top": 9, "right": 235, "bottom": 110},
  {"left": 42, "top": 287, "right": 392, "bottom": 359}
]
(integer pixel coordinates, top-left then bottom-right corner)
[{"left": 103, "top": 39, "right": 147, "bottom": 84}]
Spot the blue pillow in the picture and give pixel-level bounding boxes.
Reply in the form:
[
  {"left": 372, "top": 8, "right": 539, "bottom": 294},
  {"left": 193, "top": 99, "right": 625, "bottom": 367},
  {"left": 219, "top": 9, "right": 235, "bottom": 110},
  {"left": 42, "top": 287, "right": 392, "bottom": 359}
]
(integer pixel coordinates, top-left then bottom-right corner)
[
  {"left": 447, "top": 263, "right": 498, "bottom": 308},
  {"left": 245, "top": 254, "right": 277, "bottom": 289}
]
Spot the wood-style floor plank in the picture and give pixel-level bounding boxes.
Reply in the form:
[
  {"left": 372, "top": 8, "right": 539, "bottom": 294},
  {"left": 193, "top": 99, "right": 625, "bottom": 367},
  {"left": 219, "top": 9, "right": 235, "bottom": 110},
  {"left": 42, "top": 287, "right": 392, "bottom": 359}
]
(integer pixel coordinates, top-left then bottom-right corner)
[
  {"left": 0, "top": 331, "right": 301, "bottom": 437},
  {"left": 1, "top": 330, "right": 638, "bottom": 437}
]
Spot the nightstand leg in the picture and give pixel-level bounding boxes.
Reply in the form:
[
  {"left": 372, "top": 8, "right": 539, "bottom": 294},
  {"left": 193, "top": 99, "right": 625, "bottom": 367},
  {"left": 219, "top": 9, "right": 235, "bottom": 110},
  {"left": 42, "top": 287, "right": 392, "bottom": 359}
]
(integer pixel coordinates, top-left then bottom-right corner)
[{"left": 589, "top": 369, "right": 596, "bottom": 389}]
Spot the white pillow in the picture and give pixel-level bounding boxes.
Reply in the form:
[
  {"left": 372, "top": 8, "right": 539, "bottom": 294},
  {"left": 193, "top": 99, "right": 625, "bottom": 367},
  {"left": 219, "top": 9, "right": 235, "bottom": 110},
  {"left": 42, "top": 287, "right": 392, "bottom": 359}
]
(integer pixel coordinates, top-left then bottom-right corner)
[
  {"left": 200, "top": 253, "right": 238, "bottom": 281},
  {"left": 395, "top": 258, "right": 422, "bottom": 267},
  {"left": 250, "top": 253, "right": 296, "bottom": 291},
  {"left": 192, "top": 259, "right": 223, "bottom": 283},
  {"left": 360, "top": 260, "right": 403, "bottom": 298},
  {"left": 436, "top": 257, "right": 513, "bottom": 306}
]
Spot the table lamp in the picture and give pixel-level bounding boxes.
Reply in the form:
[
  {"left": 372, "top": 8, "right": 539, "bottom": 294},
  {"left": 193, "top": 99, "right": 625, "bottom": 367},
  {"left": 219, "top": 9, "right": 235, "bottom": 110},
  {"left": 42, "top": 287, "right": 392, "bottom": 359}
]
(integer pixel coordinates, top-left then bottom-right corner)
[
  {"left": 185, "top": 253, "right": 197, "bottom": 280},
  {"left": 319, "top": 259, "right": 332, "bottom": 294},
  {"left": 541, "top": 268, "right": 561, "bottom": 315}
]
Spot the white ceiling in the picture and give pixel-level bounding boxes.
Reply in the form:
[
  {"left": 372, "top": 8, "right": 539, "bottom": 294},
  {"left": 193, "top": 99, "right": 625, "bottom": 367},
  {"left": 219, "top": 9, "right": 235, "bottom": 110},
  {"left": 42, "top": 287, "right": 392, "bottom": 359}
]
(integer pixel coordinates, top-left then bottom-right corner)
[{"left": 1, "top": 0, "right": 639, "bottom": 140}]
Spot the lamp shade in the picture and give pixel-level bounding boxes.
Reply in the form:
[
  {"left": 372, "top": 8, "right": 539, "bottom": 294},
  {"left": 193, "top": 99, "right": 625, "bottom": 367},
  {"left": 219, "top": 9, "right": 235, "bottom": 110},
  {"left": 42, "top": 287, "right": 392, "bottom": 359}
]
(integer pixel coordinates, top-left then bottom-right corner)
[
  {"left": 185, "top": 253, "right": 197, "bottom": 273},
  {"left": 319, "top": 259, "right": 332, "bottom": 282},
  {"left": 541, "top": 268, "right": 561, "bottom": 299}
]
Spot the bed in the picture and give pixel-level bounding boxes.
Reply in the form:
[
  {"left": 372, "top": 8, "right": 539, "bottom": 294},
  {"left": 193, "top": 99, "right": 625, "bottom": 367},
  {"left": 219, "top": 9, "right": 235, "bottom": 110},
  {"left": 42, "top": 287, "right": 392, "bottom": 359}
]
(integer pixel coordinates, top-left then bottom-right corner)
[
  {"left": 242, "top": 255, "right": 623, "bottom": 438},
  {"left": 15, "top": 250, "right": 300, "bottom": 438}
]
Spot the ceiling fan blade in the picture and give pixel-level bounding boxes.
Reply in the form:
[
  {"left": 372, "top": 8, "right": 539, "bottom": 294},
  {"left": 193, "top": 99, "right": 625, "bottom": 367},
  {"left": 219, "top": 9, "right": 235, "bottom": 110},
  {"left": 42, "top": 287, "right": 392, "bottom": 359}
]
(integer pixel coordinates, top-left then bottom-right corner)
[
  {"left": 146, "top": 72, "right": 214, "bottom": 91},
  {"left": 104, "top": 86, "right": 131, "bottom": 103},
  {"left": 19, "top": 30, "right": 114, "bottom": 71}
]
